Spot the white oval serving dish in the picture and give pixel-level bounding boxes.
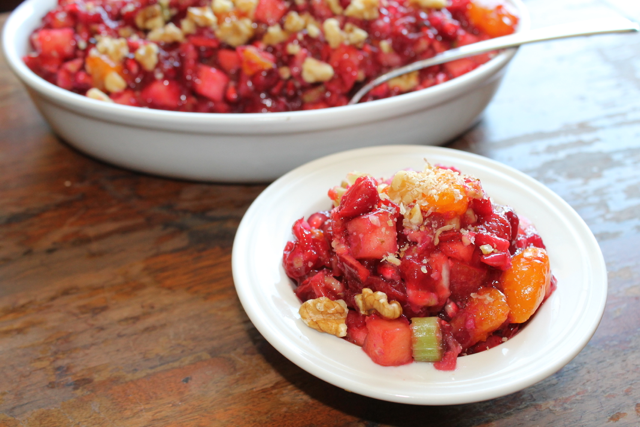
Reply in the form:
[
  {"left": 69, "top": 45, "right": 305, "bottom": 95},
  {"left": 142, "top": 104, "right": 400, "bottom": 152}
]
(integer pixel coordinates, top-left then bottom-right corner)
[{"left": 2, "top": 0, "right": 528, "bottom": 182}]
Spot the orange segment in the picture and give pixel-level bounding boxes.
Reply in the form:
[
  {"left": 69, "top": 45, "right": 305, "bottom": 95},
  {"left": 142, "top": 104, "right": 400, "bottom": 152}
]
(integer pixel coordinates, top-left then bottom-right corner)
[
  {"left": 500, "top": 247, "right": 551, "bottom": 323},
  {"left": 451, "top": 287, "right": 510, "bottom": 347},
  {"left": 467, "top": 0, "right": 519, "bottom": 38},
  {"left": 388, "top": 166, "right": 472, "bottom": 217},
  {"left": 85, "top": 53, "right": 124, "bottom": 91},
  {"left": 423, "top": 179, "right": 468, "bottom": 216},
  {"left": 238, "top": 45, "right": 276, "bottom": 76}
]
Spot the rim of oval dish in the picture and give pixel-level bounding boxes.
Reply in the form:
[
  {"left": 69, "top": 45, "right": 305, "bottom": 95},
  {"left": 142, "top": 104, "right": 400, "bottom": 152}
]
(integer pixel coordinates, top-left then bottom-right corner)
[
  {"left": 2, "top": 0, "right": 529, "bottom": 133},
  {"left": 231, "top": 145, "right": 607, "bottom": 405}
]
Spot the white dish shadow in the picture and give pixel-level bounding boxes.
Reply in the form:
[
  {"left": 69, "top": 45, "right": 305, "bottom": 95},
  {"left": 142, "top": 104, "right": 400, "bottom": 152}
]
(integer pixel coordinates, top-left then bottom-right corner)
[{"left": 232, "top": 145, "right": 606, "bottom": 405}]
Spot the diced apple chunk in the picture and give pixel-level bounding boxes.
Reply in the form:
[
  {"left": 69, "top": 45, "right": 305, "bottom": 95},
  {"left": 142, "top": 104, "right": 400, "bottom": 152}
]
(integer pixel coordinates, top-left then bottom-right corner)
[{"left": 346, "top": 210, "right": 397, "bottom": 259}]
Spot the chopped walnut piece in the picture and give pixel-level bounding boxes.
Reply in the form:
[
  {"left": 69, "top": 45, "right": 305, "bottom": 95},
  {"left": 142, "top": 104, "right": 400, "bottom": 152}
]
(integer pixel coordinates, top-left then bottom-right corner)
[
  {"left": 118, "top": 26, "right": 136, "bottom": 38},
  {"left": 299, "top": 297, "right": 348, "bottom": 337},
  {"left": 382, "top": 253, "right": 401, "bottom": 266},
  {"left": 433, "top": 223, "right": 456, "bottom": 245},
  {"left": 355, "top": 288, "right": 402, "bottom": 319},
  {"left": 235, "top": 0, "right": 259, "bottom": 17},
  {"left": 326, "top": 0, "right": 344, "bottom": 15},
  {"left": 162, "top": 6, "right": 178, "bottom": 22},
  {"left": 344, "top": 23, "right": 368, "bottom": 47},
  {"left": 379, "top": 39, "right": 393, "bottom": 53},
  {"left": 406, "top": 203, "right": 423, "bottom": 227},
  {"left": 181, "top": 18, "right": 197, "bottom": 35},
  {"left": 121, "top": 3, "right": 136, "bottom": 14},
  {"left": 187, "top": 6, "right": 217, "bottom": 27},
  {"left": 96, "top": 36, "right": 129, "bottom": 64},
  {"left": 157, "top": 0, "right": 175, "bottom": 20},
  {"left": 135, "top": 4, "right": 164, "bottom": 31},
  {"left": 286, "top": 42, "right": 301, "bottom": 55},
  {"left": 409, "top": 0, "right": 448, "bottom": 9},
  {"left": 284, "top": 11, "right": 306, "bottom": 32},
  {"left": 263, "top": 24, "right": 289, "bottom": 45},
  {"left": 278, "top": 66, "right": 292, "bottom": 79},
  {"left": 148, "top": 23, "right": 186, "bottom": 43},
  {"left": 344, "top": 0, "right": 379, "bottom": 20},
  {"left": 301, "top": 13, "right": 321, "bottom": 27},
  {"left": 212, "top": 0, "right": 234, "bottom": 14},
  {"left": 480, "top": 244, "right": 494, "bottom": 255},
  {"left": 307, "top": 22, "right": 321, "bottom": 38},
  {"left": 134, "top": 43, "right": 159, "bottom": 71},
  {"left": 104, "top": 71, "right": 127, "bottom": 93},
  {"left": 302, "top": 57, "right": 334, "bottom": 83},
  {"left": 216, "top": 16, "right": 255, "bottom": 47},
  {"left": 86, "top": 88, "right": 113, "bottom": 102},
  {"left": 323, "top": 18, "right": 344, "bottom": 49},
  {"left": 321, "top": 21, "right": 368, "bottom": 50},
  {"left": 388, "top": 70, "right": 419, "bottom": 92}
]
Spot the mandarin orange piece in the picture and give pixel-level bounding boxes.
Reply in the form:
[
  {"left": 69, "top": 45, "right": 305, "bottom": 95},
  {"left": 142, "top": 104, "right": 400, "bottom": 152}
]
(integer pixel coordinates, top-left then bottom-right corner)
[
  {"left": 238, "top": 45, "right": 276, "bottom": 76},
  {"left": 85, "top": 53, "right": 123, "bottom": 90},
  {"left": 423, "top": 177, "right": 468, "bottom": 217},
  {"left": 500, "top": 247, "right": 551, "bottom": 323},
  {"left": 388, "top": 167, "right": 471, "bottom": 217},
  {"left": 451, "top": 287, "right": 510, "bottom": 348},
  {"left": 467, "top": 0, "right": 519, "bottom": 38}
]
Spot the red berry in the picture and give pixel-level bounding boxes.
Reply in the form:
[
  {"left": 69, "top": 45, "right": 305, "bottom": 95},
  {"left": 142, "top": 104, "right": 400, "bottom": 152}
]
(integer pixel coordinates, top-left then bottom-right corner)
[
  {"left": 295, "top": 270, "right": 345, "bottom": 301},
  {"left": 345, "top": 310, "right": 368, "bottom": 346},
  {"left": 335, "top": 176, "right": 381, "bottom": 220}
]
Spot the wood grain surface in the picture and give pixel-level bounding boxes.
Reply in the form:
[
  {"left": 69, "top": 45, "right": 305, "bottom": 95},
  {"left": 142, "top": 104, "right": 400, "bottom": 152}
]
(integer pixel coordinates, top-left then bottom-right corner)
[{"left": 1, "top": 0, "right": 639, "bottom": 425}]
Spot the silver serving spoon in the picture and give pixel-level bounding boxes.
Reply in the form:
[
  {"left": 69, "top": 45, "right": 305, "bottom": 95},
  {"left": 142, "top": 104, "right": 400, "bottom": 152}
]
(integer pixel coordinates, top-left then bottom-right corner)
[{"left": 348, "top": 17, "right": 639, "bottom": 105}]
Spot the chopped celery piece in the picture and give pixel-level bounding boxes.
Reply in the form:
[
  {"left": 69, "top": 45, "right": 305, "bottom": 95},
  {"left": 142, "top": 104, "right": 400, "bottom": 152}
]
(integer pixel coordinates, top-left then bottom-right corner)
[{"left": 411, "top": 317, "right": 443, "bottom": 363}]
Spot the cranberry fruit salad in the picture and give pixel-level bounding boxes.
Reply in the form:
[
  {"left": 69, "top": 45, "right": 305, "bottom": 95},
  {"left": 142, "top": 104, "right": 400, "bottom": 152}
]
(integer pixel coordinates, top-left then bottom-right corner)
[
  {"left": 24, "top": 0, "right": 517, "bottom": 112},
  {"left": 283, "top": 163, "right": 556, "bottom": 370}
]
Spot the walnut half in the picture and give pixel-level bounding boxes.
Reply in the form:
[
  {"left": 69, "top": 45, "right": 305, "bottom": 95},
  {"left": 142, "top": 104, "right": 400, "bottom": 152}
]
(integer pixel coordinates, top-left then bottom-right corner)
[
  {"left": 299, "top": 297, "right": 348, "bottom": 337},
  {"left": 355, "top": 288, "right": 402, "bottom": 319}
]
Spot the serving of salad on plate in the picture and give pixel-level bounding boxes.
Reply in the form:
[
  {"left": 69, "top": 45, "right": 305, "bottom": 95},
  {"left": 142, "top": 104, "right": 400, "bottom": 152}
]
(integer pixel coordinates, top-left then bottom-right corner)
[{"left": 283, "top": 161, "right": 555, "bottom": 370}]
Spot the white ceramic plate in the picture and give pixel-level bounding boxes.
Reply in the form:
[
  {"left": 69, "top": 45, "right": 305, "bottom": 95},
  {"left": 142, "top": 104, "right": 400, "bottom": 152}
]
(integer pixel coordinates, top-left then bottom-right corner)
[{"left": 232, "top": 145, "right": 607, "bottom": 405}]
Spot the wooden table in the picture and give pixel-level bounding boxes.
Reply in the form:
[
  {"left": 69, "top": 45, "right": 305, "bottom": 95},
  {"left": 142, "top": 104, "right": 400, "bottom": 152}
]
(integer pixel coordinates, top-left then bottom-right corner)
[{"left": 1, "top": 0, "right": 639, "bottom": 425}]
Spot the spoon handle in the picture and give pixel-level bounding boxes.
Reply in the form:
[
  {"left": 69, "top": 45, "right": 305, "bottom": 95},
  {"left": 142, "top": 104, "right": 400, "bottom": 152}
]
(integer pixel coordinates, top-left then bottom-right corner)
[{"left": 348, "top": 17, "right": 639, "bottom": 105}]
